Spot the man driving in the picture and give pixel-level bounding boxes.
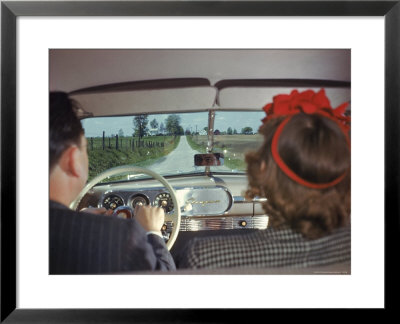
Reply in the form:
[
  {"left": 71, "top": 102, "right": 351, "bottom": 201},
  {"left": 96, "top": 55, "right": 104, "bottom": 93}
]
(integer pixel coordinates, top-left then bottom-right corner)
[{"left": 49, "top": 92, "right": 176, "bottom": 274}]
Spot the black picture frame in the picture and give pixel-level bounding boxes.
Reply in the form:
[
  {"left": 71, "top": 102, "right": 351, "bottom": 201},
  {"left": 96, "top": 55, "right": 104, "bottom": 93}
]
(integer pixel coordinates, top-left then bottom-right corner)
[{"left": 1, "top": 1, "right": 398, "bottom": 322}]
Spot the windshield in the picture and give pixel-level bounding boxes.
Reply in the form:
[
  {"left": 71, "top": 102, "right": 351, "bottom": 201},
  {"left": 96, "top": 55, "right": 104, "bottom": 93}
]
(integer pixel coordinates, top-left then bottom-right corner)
[{"left": 81, "top": 111, "right": 265, "bottom": 181}]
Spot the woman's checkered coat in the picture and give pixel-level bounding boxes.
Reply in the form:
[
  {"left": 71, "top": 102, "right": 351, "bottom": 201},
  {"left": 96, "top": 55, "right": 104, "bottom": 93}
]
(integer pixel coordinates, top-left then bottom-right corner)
[{"left": 178, "top": 226, "right": 350, "bottom": 269}]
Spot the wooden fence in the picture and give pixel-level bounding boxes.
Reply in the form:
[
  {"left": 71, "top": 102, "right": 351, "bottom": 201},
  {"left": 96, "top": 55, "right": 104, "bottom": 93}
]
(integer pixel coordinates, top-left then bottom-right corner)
[{"left": 88, "top": 131, "right": 166, "bottom": 152}]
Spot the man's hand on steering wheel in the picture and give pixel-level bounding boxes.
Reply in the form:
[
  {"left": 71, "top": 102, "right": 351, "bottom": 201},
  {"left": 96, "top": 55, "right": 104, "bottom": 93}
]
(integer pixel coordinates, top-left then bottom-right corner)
[
  {"left": 70, "top": 165, "right": 181, "bottom": 250},
  {"left": 134, "top": 205, "right": 165, "bottom": 235}
]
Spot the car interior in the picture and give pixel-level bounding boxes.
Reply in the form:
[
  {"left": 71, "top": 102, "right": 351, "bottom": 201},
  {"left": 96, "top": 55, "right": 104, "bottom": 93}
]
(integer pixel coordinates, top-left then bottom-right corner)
[{"left": 50, "top": 49, "right": 351, "bottom": 274}]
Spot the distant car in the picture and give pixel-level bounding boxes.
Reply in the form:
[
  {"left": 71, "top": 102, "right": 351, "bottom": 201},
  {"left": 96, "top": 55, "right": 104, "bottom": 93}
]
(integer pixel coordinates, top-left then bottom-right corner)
[{"left": 50, "top": 49, "right": 351, "bottom": 273}]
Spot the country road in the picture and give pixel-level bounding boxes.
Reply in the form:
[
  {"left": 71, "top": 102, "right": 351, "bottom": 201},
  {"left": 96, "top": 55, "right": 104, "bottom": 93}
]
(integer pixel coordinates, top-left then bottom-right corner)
[{"left": 147, "top": 136, "right": 231, "bottom": 174}]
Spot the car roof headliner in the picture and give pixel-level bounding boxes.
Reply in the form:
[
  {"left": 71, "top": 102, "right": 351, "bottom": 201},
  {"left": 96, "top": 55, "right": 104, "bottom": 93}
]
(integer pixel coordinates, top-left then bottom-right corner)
[{"left": 50, "top": 49, "right": 351, "bottom": 116}]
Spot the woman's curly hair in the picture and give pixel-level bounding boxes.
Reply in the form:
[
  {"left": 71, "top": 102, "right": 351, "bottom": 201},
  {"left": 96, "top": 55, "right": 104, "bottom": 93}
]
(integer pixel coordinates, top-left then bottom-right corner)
[{"left": 245, "top": 113, "right": 351, "bottom": 240}]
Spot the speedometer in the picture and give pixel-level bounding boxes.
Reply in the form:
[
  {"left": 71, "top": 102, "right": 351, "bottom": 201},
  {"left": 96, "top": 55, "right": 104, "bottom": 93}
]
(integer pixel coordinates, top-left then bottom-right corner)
[
  {"left": 102, "top": 194, "right": 124, "bottom": 210},
  {"left": 154, "top": 192, "right": 174, "bottom": 213}
]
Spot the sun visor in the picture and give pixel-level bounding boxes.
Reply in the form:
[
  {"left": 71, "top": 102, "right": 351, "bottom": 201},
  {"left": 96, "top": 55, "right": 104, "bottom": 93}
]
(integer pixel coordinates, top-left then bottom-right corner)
[
  {"left": 70, "top": 86, "right": 217, "bottom": 118},
  {"left": 216, "top": 80, "right": 351, "bottom": 111}
]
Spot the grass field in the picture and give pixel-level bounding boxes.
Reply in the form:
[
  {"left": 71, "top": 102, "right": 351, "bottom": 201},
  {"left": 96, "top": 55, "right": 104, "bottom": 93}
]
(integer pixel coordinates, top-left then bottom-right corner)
[
  {"left": 186, "top": 134, "right": 263, "bottom": 170},
  {"left": 87, "top": 135, "right": 180, "bottom": 180}
]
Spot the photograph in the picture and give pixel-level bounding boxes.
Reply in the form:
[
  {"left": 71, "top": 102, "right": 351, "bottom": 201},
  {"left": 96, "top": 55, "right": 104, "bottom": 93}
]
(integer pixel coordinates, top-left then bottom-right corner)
[
  {"left": 49, "top": 48, "right": 352, "bottom": 275},
  {"left": 2, "top": 0, "right": 398, "bottom": 322}
]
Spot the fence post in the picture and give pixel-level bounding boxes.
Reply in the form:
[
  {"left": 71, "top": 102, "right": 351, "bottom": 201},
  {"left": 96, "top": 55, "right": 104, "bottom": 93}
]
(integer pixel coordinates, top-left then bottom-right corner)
[
  {"left": 116, "top": 134, "right": 119, "bottom": 150},
  {"left": 102, "top": 131, "right": 105, "bottom": 150}
]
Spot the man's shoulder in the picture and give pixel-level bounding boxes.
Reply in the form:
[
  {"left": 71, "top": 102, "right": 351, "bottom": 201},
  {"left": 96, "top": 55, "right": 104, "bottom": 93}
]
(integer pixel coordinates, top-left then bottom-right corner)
[
  {"left": 49, "top": 200, "right": 142, "bottom": 232},
  {"left": 49, "top": 200, "right": 80, "bottom": 220}
]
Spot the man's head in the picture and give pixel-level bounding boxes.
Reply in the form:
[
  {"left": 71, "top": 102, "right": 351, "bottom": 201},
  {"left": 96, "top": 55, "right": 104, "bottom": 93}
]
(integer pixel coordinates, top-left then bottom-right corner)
[{"left": 49, "top": 92, "right": 88, "bottom": 206}]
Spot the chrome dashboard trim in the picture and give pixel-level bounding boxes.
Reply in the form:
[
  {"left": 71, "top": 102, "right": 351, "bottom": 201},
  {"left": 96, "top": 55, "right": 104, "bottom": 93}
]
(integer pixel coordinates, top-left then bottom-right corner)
[
  {"left": 175, "top": 185, "right": 233, "bottom": 216},
  {"left": 164, "top": 214, "right": 269, "bottom": 232},
  {"left": 233, "top": 196, "right": 250, "bottom": 204},
  {"left": 96, "top": 185, "right": 235, "bottom": 217},
  {"left": 233, "top": 196, "right": 267, "bottom": 204},
  {"left": 252, "top": 197, "right": 268, "bottom": 203}
]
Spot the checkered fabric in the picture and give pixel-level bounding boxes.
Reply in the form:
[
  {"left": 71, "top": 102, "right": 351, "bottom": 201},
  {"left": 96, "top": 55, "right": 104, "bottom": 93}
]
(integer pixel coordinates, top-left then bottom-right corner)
[{"left": 177, "top": 226, "right": 350, "bottom": 269}]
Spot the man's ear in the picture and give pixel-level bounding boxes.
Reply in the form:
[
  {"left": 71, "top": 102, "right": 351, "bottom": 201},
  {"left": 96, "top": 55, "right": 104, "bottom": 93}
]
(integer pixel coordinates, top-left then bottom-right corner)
[{"left": 59, "top": 145, "right": 82, "bottom": 178}]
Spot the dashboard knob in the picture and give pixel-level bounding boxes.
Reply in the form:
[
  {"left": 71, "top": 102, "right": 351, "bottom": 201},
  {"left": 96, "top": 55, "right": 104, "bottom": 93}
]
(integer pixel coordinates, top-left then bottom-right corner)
[{"left": 239, "top": 220, "right": 247, "bottom": 227}]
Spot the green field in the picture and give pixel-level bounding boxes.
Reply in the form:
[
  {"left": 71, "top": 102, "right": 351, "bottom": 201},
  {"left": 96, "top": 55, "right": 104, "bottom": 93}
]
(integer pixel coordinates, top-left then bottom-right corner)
[
  {"left": 87, "top": 135, "right": 180, "bottom": 180},
  {"left": 186, "top": 134, "right": 263, "bottom": 170}
]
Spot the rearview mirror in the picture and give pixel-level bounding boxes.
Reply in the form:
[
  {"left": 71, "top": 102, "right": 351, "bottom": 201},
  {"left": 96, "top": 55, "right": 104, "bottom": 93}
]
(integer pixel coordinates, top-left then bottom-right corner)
[{"left": 194, "top": 153, "right": 224, "bottom": 166}]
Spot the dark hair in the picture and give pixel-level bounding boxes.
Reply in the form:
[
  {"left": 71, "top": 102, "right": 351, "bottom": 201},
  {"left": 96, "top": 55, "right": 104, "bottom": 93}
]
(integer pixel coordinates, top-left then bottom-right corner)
[
  {"left": 246, "top": 113, "right": 351, "bottom": 239},
  {"left": 49, "top": 92, "right": 84, "bottom": 171}
]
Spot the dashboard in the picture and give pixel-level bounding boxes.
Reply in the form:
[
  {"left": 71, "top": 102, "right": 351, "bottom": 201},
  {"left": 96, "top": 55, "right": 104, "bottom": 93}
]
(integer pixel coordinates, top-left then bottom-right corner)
[{"left": 78, "top": 173, "right": 269, "bottom": 234}]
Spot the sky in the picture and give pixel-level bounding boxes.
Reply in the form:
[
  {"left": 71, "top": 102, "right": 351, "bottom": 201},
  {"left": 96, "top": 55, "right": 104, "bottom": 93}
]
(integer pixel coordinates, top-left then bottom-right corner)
[{"left": 81, "top": 111, "right": 265, "bottom": 137}]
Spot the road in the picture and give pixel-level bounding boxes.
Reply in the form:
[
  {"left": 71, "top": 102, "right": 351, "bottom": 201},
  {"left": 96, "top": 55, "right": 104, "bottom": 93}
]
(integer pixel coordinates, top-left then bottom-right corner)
[{"left": 147, "top": 136, "right": 231, "bottom": 174}]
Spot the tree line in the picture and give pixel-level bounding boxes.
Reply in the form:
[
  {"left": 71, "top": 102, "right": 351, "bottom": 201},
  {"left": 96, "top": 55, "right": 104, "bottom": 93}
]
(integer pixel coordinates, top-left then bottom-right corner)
[
  {"left": 133, "top": 114, "right": 184, "bottom": 138},
  {"left": 132, "top": 114, "right": 255, "bottom": 137},
  {"left": 199, "top": 126, "right": 254, "bottom": 135}
]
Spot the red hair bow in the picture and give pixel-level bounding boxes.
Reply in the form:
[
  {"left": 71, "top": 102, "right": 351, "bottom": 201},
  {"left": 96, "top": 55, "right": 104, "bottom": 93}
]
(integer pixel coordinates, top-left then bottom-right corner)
[
  {"left": 262, "top": 89, "right": 350, "bottom": 133},
  {"left": 262, "top": 89, "right": 350, "bottom": 189}
]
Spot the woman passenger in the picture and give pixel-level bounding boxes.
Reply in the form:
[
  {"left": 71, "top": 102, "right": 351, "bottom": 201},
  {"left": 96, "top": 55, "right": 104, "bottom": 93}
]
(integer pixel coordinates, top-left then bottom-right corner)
[{"left": 178, "top": 89, "right": 351, "bottom": 269}]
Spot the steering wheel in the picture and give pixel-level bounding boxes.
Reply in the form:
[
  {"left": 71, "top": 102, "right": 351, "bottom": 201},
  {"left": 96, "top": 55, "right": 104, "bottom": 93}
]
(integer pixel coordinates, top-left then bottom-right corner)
[{"left": 70, "top": 165, "right": 181, "bottom": 250}]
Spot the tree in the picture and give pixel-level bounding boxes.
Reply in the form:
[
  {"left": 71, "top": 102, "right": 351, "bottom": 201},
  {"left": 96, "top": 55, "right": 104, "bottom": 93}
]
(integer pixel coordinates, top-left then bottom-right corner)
[
  {"left": 133, "top": 114, "right": 149, "bottom": 139},
  {"left": 150, "top": 118, "right": 159, "bottom": 129},
  {"left": 118, "top": 129, "right": 124, "bottom": 137},
  {"left": 159, "top": 122, "right": 165, "bottom": 135},
  {"left": 233, "top": 129, "right": 238, "bottom": 134},
  {"left": 165, "top": 115, "right": 182, "bottom": 135},
  {"left": 227, "top": 127, "right": 233, "bottom": 135},
  {"left": 241, "top": 127, "right": 253, "bottom": 135}
]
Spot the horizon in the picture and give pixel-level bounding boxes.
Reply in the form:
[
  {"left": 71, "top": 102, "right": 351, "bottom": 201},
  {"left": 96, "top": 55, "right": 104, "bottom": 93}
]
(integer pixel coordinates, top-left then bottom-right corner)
[{"left": 81, "top": 111, "right": 265, "bottom": 138}]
